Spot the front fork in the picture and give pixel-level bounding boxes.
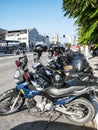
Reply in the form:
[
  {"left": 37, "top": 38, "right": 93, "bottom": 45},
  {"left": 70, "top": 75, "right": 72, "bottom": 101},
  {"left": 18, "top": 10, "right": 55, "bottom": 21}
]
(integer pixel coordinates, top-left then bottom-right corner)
[{"left": 10, "top": 92, "right": 21, "bottom": 111}]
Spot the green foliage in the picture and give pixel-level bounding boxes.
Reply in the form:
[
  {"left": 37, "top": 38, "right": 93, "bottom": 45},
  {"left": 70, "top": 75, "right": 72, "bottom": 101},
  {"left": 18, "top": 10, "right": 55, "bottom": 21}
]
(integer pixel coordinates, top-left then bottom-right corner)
[{"left": 62, "top": 0, "right": 98, "bottom": 46}]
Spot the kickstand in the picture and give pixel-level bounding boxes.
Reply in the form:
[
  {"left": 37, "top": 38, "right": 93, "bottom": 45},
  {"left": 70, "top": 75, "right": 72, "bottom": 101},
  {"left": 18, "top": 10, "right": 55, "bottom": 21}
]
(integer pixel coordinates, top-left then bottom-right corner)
[{"left": 44, "top": 112, "right": 62, "bottom": 130}]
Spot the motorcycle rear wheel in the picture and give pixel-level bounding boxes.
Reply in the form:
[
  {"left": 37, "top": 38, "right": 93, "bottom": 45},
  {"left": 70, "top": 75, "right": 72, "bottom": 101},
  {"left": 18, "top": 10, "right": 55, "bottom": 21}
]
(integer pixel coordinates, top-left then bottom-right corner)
[
  {"left": 65, "top": 98, "right": 95, "bottom": 126},
  {"left": 0, "top": 88, "right": 25, "bottom": 116}
]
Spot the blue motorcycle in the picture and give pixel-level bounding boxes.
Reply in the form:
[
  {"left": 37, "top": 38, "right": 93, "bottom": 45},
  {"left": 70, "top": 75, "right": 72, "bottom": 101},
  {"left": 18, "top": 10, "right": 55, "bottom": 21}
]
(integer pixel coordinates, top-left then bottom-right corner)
[{"left": 0, "top": 54, "right": 97, "bottom": 126}]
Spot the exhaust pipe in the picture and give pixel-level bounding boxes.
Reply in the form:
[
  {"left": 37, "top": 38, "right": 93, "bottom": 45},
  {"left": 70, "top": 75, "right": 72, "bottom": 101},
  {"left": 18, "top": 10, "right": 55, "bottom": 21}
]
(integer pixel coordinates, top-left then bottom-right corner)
[{"left": 55, "top": 107, "right": 80, "bottom": 116}]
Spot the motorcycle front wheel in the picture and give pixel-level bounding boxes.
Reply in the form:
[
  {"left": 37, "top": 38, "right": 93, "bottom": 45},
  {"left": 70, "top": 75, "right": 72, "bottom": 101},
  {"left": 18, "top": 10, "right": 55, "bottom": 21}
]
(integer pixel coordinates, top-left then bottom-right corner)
[
  {"left": 0, "top": 88, "right": 25, "bottom": 116},
  {"left": 65, "top": 98, "right": 95, "bottom": 126}
]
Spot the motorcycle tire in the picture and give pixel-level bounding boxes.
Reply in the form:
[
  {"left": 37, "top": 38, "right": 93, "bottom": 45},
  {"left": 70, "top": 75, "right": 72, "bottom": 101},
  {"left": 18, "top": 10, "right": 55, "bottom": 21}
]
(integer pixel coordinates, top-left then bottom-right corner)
[
  {"left": 65, "top": 97, "right": 95, "bottom": 126},
  {"left": 0, "top": 88, "right": 25, "bottom": 116}
]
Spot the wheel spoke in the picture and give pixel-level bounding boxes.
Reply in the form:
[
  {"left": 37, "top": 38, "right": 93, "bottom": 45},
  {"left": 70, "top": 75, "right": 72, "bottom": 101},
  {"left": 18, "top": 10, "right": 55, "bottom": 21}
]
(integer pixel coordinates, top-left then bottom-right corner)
[
  {"left": 65, "top": 98, "right": 95, "bottom": 125},
  {"left": 0, "top": 93, "right": 24, "bottom": 115}
]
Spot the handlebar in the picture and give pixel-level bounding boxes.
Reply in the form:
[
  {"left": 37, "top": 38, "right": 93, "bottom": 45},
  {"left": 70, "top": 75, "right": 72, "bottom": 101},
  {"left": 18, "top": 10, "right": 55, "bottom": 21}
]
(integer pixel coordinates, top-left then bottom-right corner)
[{"left": 15, "top": 55, "right": 28, "bottom": 71}]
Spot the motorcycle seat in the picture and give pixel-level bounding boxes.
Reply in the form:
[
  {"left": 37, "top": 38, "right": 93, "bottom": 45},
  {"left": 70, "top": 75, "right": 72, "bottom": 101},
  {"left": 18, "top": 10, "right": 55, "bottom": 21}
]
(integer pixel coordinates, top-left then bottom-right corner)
[{"left": 44, "top": 80, "right": 87, "bottom": 98}]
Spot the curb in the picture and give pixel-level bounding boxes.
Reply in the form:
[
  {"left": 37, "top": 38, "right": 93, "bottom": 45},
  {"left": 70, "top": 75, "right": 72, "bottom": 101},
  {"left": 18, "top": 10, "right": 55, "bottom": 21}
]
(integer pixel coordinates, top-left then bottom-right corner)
[
  {"left": 85, "top": 55, "right": 98, "bottom": 130},
  {"left": 0, "top": 52, "right": 33, "bottom": 61}
]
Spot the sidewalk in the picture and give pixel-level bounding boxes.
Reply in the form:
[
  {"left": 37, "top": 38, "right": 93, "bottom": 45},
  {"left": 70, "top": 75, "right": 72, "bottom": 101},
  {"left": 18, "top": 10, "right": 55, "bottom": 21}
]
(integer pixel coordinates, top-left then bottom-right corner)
[
  {"left": 85, "top": 55, "right": 98, "bottom": 130},
  {"left": 0, "top": 52, "right": 15, "bottom": 58}
]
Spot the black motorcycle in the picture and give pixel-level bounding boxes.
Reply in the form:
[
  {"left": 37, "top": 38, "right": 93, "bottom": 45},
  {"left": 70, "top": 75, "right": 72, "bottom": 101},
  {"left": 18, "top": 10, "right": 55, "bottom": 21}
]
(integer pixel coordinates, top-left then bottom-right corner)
[{"left": 0, "top": 52, "right": 98, "bottom": 126}]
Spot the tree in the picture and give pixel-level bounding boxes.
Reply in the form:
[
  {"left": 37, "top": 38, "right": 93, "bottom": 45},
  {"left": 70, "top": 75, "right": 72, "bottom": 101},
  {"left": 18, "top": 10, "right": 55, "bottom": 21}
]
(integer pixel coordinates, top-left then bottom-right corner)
[{"left": 62, "top": 0, "right": 98, "bottom": 47}]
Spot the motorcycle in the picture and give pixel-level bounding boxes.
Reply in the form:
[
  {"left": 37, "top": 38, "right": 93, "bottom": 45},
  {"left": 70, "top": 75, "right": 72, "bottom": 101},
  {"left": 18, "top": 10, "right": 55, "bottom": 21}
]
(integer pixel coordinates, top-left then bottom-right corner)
[{"left": 0, "top": 53, "right": 98, "bottom": 126}]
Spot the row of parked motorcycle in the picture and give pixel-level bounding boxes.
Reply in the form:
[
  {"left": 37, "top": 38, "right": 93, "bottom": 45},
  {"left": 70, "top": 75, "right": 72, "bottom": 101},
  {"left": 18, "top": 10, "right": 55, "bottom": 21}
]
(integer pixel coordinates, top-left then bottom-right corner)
[{"left": 0, "top": 44, "right": 98, "bottom": 126}]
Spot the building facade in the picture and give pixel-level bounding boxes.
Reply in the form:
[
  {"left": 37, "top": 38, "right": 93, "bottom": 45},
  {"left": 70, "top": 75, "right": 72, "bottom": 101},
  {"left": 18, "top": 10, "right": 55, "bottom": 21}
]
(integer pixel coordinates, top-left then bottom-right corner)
[
  {"left": 0, "top": 28, "right": 7, "bottom": 41},
  {"left": 5, "top": 28, "right": 50, "bottom": 51}
]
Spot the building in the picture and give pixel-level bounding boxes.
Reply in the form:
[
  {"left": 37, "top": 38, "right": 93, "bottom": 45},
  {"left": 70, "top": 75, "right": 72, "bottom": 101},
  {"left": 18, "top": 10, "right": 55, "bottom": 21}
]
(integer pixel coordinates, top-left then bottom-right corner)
[
  {"left": 5, "top": 28, "right": 50, "bottom": 51},
  {"left": 0, "top": 29, "right": 8, "bottom": 53},
  {"left": 0, "top": 28, "right": 7, "bottom": 41},
  {"left": 52, "top": 32, "right": 58, "bottom": 44},
  {"left": 62, "top": 35, "right": 76, "bottom": 45}
]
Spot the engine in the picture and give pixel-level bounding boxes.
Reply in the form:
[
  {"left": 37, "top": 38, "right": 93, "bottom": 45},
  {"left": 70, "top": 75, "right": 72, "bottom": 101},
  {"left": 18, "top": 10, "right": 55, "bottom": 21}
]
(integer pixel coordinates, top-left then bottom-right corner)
[{"left": 34, "top": 96, "right": 52, "bottom": 112}]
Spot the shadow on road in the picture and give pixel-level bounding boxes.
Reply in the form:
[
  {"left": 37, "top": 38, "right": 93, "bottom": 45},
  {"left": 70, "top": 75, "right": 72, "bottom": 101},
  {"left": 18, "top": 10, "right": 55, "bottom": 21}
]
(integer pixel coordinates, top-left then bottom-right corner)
[{"left": 10, "top": 120, "right": 97, "bottom": 130}]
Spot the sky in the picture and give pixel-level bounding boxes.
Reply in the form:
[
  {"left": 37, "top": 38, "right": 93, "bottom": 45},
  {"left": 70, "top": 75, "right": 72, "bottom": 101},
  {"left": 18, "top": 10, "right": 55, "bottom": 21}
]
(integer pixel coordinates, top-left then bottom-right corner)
[{"left": 0, "top": 0, "right": 77, "bottom": 38}]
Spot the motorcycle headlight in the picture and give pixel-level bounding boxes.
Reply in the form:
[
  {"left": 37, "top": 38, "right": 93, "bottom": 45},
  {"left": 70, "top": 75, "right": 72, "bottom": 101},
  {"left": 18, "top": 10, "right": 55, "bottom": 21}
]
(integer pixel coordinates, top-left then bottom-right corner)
[
  {"left": 14, "top": 69, "right": 24, "bottom": 83},
  {"left": 14, "top": 70, "right": 20, "bottom": 78}
]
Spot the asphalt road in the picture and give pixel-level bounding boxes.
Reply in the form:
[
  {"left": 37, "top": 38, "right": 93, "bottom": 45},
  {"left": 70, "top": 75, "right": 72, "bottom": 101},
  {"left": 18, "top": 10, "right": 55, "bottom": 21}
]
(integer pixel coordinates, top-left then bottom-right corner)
[{"left": 0, "top": 52, "right": 97, "bottom": 130}]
